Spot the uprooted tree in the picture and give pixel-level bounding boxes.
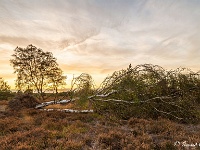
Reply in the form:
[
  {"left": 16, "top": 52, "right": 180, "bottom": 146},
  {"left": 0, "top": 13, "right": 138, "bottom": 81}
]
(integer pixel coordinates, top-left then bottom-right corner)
[
  {"left": 88, "top": 64, "right": 200, "bottom": 123},
  {"left": 10, "top": 44, "right": 66, "bottom": 100},
  {"left": 70, "top": 73, "right": 95, "bottom": 108}
]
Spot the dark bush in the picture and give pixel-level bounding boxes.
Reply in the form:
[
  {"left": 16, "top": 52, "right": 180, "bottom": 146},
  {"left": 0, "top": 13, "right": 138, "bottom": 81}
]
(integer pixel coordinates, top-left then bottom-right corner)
[{"left": 8, "top": 93, "right": 40, "bottom": 111}]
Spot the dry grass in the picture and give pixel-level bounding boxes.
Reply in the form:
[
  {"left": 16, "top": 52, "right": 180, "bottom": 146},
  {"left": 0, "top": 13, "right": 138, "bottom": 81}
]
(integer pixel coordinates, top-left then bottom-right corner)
[
  {"left": 0, "top": 100, "right": 8, "bottom": 105},
  {"left": 0, "top": 108, "right": 200, "bottom": 150},
  {"left": 43, "top": 98, "right": 92, "bottom": 110},
  {"left": 45, "top": 103, "right": 74, "bottom": 109},
  {"left": 0, "top": 105, "right": 7, "bottom": 112}
]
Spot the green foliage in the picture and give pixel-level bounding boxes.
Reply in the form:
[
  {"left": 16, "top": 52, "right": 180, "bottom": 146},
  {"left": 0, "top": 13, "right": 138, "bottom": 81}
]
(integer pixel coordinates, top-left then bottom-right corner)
[
  {"left": 70, "top": 73, "right": 95, "bottom": 108},
  {"left": 71, "top": 73, "right": 95, "bottom": 96},
  {"left": 0, "top": 77, "right": 10, "bottom": 92},
  {"left": 92, "top": 64, "right": 200, "bottom": 123},
  {"left": 10, "top": 44, "right": 66, "bottom": 100},
  {"left": 47, "top": 68, "right": 67, "bottom": 92},
  {"left": 0, "top": 77, "right": 12, "bottom": 100}
]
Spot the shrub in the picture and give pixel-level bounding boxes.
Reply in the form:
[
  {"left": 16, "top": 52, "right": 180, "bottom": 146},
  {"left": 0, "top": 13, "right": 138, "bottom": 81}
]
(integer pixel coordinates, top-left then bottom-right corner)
[
  {"left": 64, "top": 140, "right": 84, "bottom": 150},
  {"left": 8, "top": 93, "right": 40, "bottom": 111},
  {"left": 98, "top": 131, "right": 123, "bottom": 150}
]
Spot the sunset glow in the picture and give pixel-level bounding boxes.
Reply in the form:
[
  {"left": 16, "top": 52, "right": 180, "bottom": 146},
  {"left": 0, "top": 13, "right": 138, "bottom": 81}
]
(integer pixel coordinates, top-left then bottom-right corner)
[{"left": 0, "top": 0, "right": 200, "bottom": 89}]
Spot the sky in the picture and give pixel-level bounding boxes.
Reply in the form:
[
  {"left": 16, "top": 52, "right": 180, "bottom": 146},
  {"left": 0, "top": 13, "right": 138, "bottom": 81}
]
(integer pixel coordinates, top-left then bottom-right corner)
[{"left": 0, "top": 0, "right": 200, "bottom": 89}]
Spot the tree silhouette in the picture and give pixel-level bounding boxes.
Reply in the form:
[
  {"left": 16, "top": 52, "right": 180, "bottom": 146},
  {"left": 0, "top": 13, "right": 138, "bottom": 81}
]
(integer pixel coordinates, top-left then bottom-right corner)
[
  {"left": 0, "top": 77, "right": 10, "bottom": 92},
  {"left": 47, "top": 67, "right": 67, "bottom": 100},
  {"left": 0, "top": 77, "right": 11, "bottom": 100},
  {"left": 10, "top": 44, "right": 66, "bottom": 100}
]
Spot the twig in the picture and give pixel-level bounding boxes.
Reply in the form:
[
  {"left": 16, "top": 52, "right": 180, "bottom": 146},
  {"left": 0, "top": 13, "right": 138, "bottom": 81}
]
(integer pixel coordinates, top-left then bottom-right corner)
[{"left": 153, "top": 107, "right": 183, "bottom": 120}]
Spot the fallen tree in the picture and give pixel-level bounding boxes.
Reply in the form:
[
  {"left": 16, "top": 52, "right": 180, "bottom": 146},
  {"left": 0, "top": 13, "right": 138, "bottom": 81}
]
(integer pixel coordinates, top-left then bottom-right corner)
[
  {"left": 39, "top": 108, "right": 93, "bottom": 113},
  {"left": 35, "top": 73, "right": 96, "bottom": 113},
  {"left": 89, "top": 64, "right": 200, "bottom": 123},
  {"left": 35, "top": 99, "right": 72, "bottom": 109},
  {"left": 34, "top": 64, "right": 200, "bottom": 122}
]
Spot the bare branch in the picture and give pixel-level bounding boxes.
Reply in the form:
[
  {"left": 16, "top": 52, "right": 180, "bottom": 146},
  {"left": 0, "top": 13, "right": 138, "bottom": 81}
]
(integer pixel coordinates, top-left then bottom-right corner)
[{"left": 153, "top": 107, "right": 183, "bottom": 120}]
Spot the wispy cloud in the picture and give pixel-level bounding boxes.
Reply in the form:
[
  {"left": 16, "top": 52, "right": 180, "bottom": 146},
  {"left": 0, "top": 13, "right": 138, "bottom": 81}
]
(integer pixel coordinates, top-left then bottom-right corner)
[{"left": 0, "top": 0, "right": 200, "bottom": 88}]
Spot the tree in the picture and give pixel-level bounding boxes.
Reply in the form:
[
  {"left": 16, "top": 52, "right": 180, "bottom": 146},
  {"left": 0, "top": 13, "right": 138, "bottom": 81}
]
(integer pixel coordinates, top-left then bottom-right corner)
[
  {"left": 70, "top": 73, "right": 95, "bottom": 108},
  {"left": 47, "top": 67, "right": 67, "bottom": 100},
  {"left": 0, "top": 77, "right": 10, "bottom": 92},
  {"left": 89, "top": 64, "right": 200, "bottom": 123},
  {"left": 10, "top": 44, "right": 66, "bottom": 100},
  {"left": 0, "top": 77, "right": 11, "bottom": 100}
]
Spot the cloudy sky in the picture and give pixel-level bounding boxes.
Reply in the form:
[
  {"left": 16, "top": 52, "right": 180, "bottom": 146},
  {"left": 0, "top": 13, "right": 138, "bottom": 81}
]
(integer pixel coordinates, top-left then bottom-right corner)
[{"left": 0, "top": 0, "right": 200, "bottom": 89}]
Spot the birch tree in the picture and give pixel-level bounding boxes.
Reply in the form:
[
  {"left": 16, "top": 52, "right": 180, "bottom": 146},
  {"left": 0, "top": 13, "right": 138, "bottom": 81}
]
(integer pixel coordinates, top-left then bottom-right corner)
[
  {"left": 89, "top": 64, "right": 200, "bottom": 123},
  {"left": 10, "top": 44, "right": 66, "bottom": 100}
]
